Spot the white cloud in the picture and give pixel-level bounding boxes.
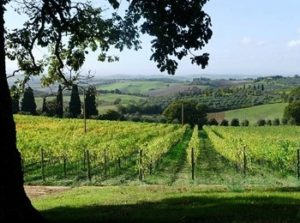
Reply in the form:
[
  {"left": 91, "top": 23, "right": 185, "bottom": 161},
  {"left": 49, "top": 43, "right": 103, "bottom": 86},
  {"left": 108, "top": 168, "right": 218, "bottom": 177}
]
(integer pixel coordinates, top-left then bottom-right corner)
[
  {"left": 288, "top": 40, "right": 300, "bottom": 48},
  {"left": 241, "top": 37, "right": 265, "bottom": 46}
]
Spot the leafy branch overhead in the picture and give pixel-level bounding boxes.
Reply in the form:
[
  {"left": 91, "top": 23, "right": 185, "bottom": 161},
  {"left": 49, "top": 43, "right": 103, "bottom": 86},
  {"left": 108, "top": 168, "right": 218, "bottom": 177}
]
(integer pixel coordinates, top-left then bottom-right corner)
[{"left": 6, "top": 0, "right": 212, "bottom": 86}]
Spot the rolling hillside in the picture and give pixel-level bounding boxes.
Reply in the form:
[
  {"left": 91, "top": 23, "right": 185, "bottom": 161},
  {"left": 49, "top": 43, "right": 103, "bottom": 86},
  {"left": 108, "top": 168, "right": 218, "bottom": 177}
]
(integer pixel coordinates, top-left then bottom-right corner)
[
  {"left": 97, "top": 80, "right": 181, "bottom": 95},
  {"left": 209, "top": 103, "right": 287, "bottom": 125}
]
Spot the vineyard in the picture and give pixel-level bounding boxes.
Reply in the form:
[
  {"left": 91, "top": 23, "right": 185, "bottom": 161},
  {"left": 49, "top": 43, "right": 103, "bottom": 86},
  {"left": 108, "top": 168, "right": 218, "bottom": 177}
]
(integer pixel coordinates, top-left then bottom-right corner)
[
  {"left": 204, "top": 126, "right": 300, "bottom": 173},
  {"left": 16, "top": 115, "right": 187, "bottom": 184},
  {"left": 15, "top": 115, "right": 300, "bottom": 188}
]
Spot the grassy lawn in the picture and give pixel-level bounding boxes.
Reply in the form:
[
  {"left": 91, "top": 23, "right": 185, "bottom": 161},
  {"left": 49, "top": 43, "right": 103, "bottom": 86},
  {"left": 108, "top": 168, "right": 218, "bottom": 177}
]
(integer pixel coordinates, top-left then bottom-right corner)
[
  {"left": 33, "top": 186, "right": 300, "bottom": 223},
  {"left": 224, "top": 103, "right": 287, "bottom": 124}
]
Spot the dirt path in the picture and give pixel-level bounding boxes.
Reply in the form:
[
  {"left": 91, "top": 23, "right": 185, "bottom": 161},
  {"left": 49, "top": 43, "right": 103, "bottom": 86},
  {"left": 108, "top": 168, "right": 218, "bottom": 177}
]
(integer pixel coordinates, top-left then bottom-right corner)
[{"left": 25, "top": 186, "right": 70, "bottom": 199}]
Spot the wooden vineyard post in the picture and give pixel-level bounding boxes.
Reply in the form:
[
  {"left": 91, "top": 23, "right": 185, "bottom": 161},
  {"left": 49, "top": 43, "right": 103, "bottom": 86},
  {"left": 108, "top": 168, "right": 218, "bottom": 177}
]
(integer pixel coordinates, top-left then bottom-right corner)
[
  {"left": 297, "top": 149, "right": 300, "bottom": 179},
  {"left": 235, "top": 150, "right": 240, "bottom": 173},
  {"left": 104, "top": 149, "right": 107, "bottom": 177},
  {"left": 41, "top": 148, "right": 45, "bottom": 181},
  {"left": 63, "top": 156, "right": 67, "bottom": 178},
  {"left": 86, "top": 150, "right": 91, "bottom": 181},
  {"left": 149, "top": 159, "right": 153, "bottom": 175},
  {"left": 83, "top": 150, "right": 86, "bottom": 170},
  {"left": 139, "top": 149, "right": 144, "bottom": 180},
  {"left": 191, "top": 147, "right": 195, "bottom": 180},
  {"left": 243, "top": 146, "right": 247, "bottom": 176}
]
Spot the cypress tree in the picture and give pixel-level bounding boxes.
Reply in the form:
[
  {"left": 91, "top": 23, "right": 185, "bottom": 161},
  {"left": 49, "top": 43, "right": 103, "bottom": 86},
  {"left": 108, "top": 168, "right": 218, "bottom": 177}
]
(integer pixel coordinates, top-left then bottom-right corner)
[
  {"left": 85, "top": 86, "right": 98, "bottom": 118},
  {"left": 21, "top": 87, "right": 37, "bottom": 115},
  {"left": 69, "top": 84, "right": 81, "bottom": 118},
  {"left": 41, "top": 97, "right": 48, "bottom": 114},
  {"left": 56, "top": 85, "right": 63, "bottom": 117},
  {"left": 10, "top": 85, "right": 20, "bottom": 114}
]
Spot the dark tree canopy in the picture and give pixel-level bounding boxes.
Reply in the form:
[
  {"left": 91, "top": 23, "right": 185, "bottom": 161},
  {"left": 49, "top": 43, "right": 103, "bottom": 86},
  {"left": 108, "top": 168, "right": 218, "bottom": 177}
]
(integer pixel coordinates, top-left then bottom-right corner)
[
  {"left": 69, "top": 84, "right": 81, "bottom": 117},
  {"left": 20, "top": 87, "right": 37, "bottom": 115},
  {"left": 100, "top": 109, "right": 124, "bottom": 121},
  {"left": 163, "top": 100, "right": 207, "bottom": 127},
  {"left": 288, "top": 87, "right": 300, "bottom": 103},
  {"left": 284, "top": 102, "right": 300, "bottom": 125},
  {"left": 283, "top": 87, "right": 300, "bottom": 125},
  {"left": 127, "top": 0, "right": 212, "bottom": 74},
  {"left": 85, "top": 86, "right": 98, "bottom": 118}
]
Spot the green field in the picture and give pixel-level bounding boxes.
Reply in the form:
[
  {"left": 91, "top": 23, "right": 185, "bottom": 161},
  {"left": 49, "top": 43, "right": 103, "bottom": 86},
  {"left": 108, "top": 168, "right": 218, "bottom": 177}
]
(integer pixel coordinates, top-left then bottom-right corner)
[
  {"left": 32, "top": 186, "right": 300, "bottom": 223},
  {"left": 222, "top": 103, "right": 287, "bottom": 124},
  {"left": 97, "top": 80, "right": 181, "bottom": 95},
  {"left": 98, "top": 93, "right": 145, "bottom": 104}
]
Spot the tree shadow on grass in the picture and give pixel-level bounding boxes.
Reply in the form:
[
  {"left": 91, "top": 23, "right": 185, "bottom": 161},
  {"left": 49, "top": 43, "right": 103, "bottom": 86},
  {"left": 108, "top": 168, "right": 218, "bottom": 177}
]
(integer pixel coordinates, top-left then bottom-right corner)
[{"left": 41, "top": 195, "right": 300, "bottom": 223}]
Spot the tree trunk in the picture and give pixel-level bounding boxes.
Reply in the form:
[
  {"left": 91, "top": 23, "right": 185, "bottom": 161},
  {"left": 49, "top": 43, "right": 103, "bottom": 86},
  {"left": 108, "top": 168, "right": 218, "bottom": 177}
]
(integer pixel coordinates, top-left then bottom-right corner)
[{"left": 0, "top": 3, "right": 45, "bottom": 222}]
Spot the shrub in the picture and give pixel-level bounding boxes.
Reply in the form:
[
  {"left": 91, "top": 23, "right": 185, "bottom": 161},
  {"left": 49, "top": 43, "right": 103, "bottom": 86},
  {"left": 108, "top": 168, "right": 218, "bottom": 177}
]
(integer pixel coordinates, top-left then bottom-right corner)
[
  {"left": 220, "top": 119, "right": 229, "bottom": 126},
  {"left": 208, "top": 118, "right": 218, "bottom": 126},
  {"left": 272, "top": 118, "right": 280, "bottom": 126},
  {"left": 241, "top": 119, "right": 249, "bottom": 126},
  {"left": 257, "top": 119, "right": 266, "bottom": 126},
  {"left": 231, "top": 118, "right": 240, "bottom": 126}
]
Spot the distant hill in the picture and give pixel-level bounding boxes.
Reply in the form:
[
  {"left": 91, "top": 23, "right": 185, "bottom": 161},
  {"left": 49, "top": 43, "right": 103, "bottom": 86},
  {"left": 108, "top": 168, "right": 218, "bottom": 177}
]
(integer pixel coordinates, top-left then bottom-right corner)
[
  {"left": 96, "top": 80, "right": 184, "bottom": 96},
  {"left": 208, "top": 103, "right": 287, "bottom": 125}
]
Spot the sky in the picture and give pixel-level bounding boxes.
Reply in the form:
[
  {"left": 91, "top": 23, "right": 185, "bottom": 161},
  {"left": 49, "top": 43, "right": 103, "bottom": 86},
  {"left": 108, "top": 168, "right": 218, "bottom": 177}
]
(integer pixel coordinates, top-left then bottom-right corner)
[{"left": 4, "top": 0, "right": 300, "bottom": 77}]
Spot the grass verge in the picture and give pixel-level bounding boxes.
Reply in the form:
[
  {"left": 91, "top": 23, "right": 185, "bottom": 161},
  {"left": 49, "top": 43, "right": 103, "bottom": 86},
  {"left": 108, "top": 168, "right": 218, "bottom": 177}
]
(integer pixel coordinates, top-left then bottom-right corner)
[{"left": 33, "top": 185, "right": 300, "bottom": 223}]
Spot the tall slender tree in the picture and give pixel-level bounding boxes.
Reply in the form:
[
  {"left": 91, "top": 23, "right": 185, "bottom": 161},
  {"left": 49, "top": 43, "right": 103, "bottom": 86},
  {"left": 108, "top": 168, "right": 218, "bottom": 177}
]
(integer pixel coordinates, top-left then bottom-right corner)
[
  {"left": 41, "top": 97, "right": 48, "bottom": 114},
  {"left": 0, "top": 0, "right": 212, "bottom": 221},
  {"left": 69, "top": 84, "right": 81, "bottom": 118},
  {"left": 20, "top": 87, "right": 37, "bottom": 115},
  {"left": 56, "top": 85, "right": 63, "bottom": 117},
  {"left": 85, "top": 86, "right": 98, "bottom": 118},
  {"left": 10, "top": 85, "right": 20, "bottom": 114}
]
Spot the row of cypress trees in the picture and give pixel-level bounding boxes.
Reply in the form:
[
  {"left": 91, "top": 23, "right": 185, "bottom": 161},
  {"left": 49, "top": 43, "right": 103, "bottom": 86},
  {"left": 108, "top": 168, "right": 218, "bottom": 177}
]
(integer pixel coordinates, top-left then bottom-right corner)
[
  {"left": 11, "top": 86, "right": 36, "bottom": 115},
  {"left": 11, "top": 84, "right": 98, "bottom": 118},
  {"left": 68, "top": 84, "right": 98, "bottom": 118}
]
